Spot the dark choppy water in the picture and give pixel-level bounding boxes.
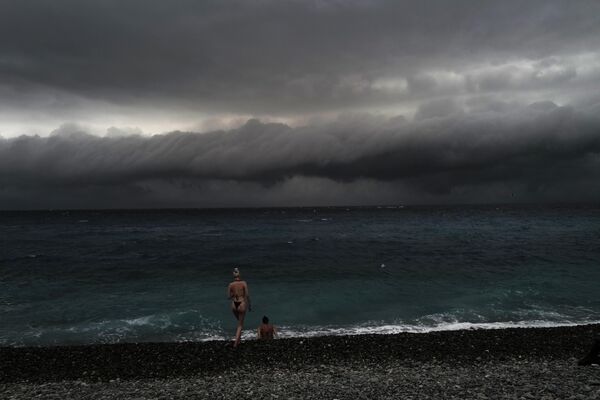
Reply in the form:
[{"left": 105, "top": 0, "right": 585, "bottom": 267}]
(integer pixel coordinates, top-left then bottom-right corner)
[{"left": 1, "top": 205, "right": 600, "bottom": 346}]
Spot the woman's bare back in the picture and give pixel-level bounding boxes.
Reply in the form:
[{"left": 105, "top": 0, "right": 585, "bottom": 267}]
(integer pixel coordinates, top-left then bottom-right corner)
[{"left": 228, "top": 280, "right": 247, "bottom": 302}]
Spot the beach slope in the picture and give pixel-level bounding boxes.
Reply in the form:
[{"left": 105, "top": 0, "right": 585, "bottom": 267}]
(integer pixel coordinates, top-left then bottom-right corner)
[{"left": 1, "top": 324, "right": 599, "bottom": 399}]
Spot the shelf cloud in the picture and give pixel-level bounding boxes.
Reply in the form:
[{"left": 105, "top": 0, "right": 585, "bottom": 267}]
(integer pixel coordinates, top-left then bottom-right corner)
[{"left": 2, "top": 103, "right": 600, "bottom": 208}]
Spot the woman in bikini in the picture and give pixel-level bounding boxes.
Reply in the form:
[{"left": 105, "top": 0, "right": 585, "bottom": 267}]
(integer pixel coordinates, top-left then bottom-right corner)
[{"left": 227, "top": 267, "right": 251, "bottom": 347}]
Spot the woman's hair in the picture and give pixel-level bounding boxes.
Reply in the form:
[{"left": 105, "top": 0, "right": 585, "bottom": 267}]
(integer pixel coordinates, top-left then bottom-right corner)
[{"left": 262, "top": 315, "right": 269, "bottom": 324}]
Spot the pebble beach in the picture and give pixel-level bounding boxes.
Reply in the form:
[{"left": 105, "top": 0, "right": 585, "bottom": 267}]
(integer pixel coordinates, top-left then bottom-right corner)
[{"left": 2, "top": 324, "right": 600, "bottom": 399}]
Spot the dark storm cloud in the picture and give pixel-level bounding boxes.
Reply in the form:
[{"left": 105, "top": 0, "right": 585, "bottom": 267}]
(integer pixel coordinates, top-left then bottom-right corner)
[
  {"left": 1, "top": 0, "right": 600, "bottom": 115},
  {"left": 1, "top": 1, "right": 600, "bottom": 207},
  {"left": 1, "top": 103, "right": 600, "bottom": 208}
]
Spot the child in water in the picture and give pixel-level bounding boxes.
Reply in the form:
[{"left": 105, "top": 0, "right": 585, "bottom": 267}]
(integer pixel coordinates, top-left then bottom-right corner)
[{"left": 257, "top": 315, "right": 277, "bottom": 340}]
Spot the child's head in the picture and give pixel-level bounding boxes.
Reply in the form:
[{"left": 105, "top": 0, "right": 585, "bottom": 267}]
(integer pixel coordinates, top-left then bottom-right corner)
[{"left": 262, "top": 315, "right": 269, "bottom": 324}]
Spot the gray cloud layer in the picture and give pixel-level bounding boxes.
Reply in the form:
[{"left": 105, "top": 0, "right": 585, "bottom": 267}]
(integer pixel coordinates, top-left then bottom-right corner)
[
  {"left": 2, "top": 102, "right": 600, "bottom": 208},
  {"left": 1, "top": 0, "right": 600, "bottom": 120}
]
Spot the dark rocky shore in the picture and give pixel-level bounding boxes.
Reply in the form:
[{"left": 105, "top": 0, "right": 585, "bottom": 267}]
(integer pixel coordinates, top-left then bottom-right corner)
[{"left": 2, "top": 324, "right": 600, "bottom": 399}]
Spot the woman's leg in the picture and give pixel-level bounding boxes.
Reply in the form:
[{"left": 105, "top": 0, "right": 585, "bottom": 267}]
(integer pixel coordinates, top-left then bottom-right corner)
[
  {"left": 233, "top": 302, "right": 247, "bottom": 347},
  {"left": 231, "top": 302, "right": 239, "bottom": 320}
]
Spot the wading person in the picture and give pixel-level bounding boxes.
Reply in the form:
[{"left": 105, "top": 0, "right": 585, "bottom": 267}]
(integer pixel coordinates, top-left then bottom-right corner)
[
  {"left": 228, "top": 267, "right": 251, "bottom": 347},
  {"left": 257, "top": 315, "right": 277, "bottom": 340}
]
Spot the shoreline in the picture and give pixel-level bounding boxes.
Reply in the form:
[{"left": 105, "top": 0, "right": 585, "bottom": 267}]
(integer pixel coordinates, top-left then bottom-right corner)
[
  {"left": 6, "top": 319, "right": 600, "bottom": 348},
  {"left": 2, "top": 323, "right": 598, "bottom": 383},
  {"left": 264, "top": 320, "right": 600, "bottom": 339}
]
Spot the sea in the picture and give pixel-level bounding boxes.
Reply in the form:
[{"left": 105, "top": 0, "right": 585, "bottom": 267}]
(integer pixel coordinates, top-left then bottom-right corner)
[{"left": 1, "top": 205, "right": 600, "bottom": 347}]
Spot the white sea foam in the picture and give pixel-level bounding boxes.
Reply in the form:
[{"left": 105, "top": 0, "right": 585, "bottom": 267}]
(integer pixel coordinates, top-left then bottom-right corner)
[
  {"left": 4, "top": 310, "right": 600, "bottom": 346},
  {"left": 272, "top": 319, "right": 600, "bottom": 339},
  {"left": 2, "top": 310, "right": 227, "bottom": 346},
  {"left": 4, "top": 318, "right": 599, "bottom": 347}
]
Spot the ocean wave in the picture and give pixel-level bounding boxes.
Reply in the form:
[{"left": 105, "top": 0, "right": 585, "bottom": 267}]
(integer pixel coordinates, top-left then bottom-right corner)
[
  {"left": 270, "top": 307, "right": 600, "bottom": 338},
  {"left": 273, "top": 319, "right": 600, "bottom": 339},
  {"left": 0, "top": 310, "right": 226, "bottom": 346},
  {"left": 3, "top": 318, "right": 599, "bottom": 347},
  {"left": 3, "top": 308, "right": 600, "bottom": 347},
  {"left": 0, "top": 254, "right": 42, "bottom": 262}
]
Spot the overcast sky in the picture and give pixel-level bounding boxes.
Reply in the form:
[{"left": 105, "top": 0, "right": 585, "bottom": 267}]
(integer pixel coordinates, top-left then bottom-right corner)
[{"left": 1, "top": 0, "right": 600, "bottom": 208}]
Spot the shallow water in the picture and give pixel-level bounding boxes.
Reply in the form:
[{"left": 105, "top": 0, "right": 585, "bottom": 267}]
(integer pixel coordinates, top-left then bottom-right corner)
[{"left": 1, "top": 205, "right": 600, "bottom": 346}]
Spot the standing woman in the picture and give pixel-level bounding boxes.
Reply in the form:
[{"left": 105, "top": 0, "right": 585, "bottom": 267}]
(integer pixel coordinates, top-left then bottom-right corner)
[{"left": 228, "top": 267, "right": 251, "bottom": 347}]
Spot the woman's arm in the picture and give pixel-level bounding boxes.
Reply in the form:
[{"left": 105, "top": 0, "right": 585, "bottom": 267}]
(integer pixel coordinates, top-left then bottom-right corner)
[{"left": 245, "top": 282, "right": 252, "bottom": 311}]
